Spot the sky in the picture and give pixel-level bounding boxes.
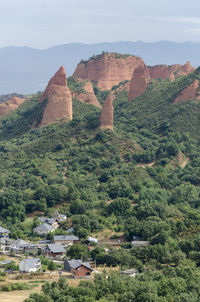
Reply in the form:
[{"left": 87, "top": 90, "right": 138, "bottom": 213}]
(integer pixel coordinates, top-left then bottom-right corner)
[{"left": 1, "top": 0, "right": 200, "bottom": 49}]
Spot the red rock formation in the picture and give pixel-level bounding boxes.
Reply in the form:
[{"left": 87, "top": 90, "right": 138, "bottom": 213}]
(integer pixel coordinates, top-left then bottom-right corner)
[
  {"left": 128, "top": 64, "right": 150, "bottom": 101},
  {"left": 149, "top": 65, "right": 172, "bottom": 80},
  {"left": 99, "top": 93, "right": 114, "bottom": 131},
  {"left": 149, "top": 62, "right": 195, "bottom": 80},
  {"left": 169, "top": 72, "right": 175, "bottom": 82},
  {"left": 40, "top": 66, "right": 72, "bottom": 126},
  {"left": 174, "top": 79, "right": 199, "bottom": 102},
  {"left": 0, "top": 97, "right": 24, "bottom": 116},
  {"left": 70, "top": 78, "right": 101, "bottom": 108},
  {"left": 73, "top": 53, "right": 145, "bottom": 91},
  {"left": 176, "top": 61, "right": 195, "bottom": 77}
]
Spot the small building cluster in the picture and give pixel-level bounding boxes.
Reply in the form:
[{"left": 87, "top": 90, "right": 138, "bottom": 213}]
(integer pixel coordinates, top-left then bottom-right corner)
[{"left": 33, "top": 211, "right": 67, "bottom": 235}]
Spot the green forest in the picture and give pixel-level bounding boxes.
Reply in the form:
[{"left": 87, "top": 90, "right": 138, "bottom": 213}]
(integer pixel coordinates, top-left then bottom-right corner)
[{"left": 1, "top": 67, "right": 200, "bottom": 301}]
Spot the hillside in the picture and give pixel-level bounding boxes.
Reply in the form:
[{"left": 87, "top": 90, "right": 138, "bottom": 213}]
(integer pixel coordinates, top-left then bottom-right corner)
[{"left": 1, "top": 54, "right": 200, "bottom": 301}]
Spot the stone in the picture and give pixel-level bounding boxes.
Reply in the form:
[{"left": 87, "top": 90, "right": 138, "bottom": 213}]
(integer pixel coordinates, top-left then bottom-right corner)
[
  {"left": 73, "top": 53, "right": 145, "bottom": 91},
  {"left": 0, "top": 97, "right": 24, "bottom": 116},
  {"left": 128, "top": 64, "right": 150, "bottom": 101},
  {"left": 70, "top": 78, "right": 101, "bottom": 107},
  {"left": 40, "top": 66, "right": 72, "bottom": 126},
  {"left": 174, "top": 79, "right": 199, "bottom": 102},
  {"left": 99, "top": 93, "right": 114, "bottom": 131}
]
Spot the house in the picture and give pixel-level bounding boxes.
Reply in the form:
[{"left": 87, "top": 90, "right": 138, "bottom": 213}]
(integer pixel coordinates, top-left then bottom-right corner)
[
  {"left": 131, "top": 241, "right": 150, "bottom": 248},
  {"left": 121, "top": 268, "right": 139, "bottom": 277},
  {"left": 54, "top": 235, "right": 79, "bottom": 246},
  {"left": 46, "top": 218, "right": 59, "bottom": 229},
  {"left": 44, "top": 244, "right": 66, "bottom": 258},
  {"left": 64, "top": 259, "right": 93, "bottom": 278},
  {"left": 37, "top": 217, "right": 59, "bottom": 230},
  {"left": 19, "top": 258, "right": 41, "bottom": 273},
  {"left": 0, "top": 237, "right": 14, "bottom": 253},
  {"left": 10, "top": 239, "right": 30, "bottom": 253},
  {"left": 53, "top": 211, "right": 67, "bottom": 223},
  {"left": 0, "top": 226, "right": 10, "bottom": 238},
  {"left": 33, "top": 223, "right": 54, "bottom": 235}
]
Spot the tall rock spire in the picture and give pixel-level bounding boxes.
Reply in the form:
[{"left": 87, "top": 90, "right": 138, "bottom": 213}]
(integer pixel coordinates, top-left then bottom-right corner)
[
  {"left": 99, "top": 93, "right": 114, "bottom": 131},
  {"left": 40, "top": 66, "right": 72, "bottom": 127}
]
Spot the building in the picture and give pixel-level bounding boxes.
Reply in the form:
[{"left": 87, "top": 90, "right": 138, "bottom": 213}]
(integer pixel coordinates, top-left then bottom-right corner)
[
  {"left": 64, "top": 259, "right": 93, "bottom": 278},
  {"left": 66, "top": 227, "right": 74, "bottom": 233},
  {"left": 37, "top": 217, "right": 59, "bottom": 229},
  {"left": 0, "top": 226, "right": 10, "bottom": 238},
  {"left": 45, "top": 244, "right": 66, "bottom": 258},
  {"left": 54, "top": 235, "right": 79, "bottom": 246},
  {"left": 19, "top": 258, "right": 41, "bottom": 273},
  {"left": 53, "top": 211, "right": 67, "bottom": 223},
  {"left": 131, "top": 241, "right": 150, "bottom": 248},
  {"left": 0, "top": 237, "right": 13, "bottom": 253},
  {"left": 121, "top": 268, "right": 139, "bottom": 277},
  {"left": 10, "top": 239, "right": 30, "bottom": 253},
  {"left": 33, "top": 223, "right": 55, "bottom": 235}
]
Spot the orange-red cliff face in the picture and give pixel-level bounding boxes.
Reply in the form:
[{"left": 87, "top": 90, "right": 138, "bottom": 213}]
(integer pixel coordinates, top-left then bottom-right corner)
[
  {"left": 40, "top": 66, "right": 72, "bottom": 127},
  {"left": 176, "top": 61, "right": 195, "bottom": 77},
  {"left": 70, "top": 78, "right": 101, "bottom": 108},
  {"left": 99, "top": 93, "right": 114, "bottom": 131},
  {"left": 73, "top": 53, "right": 145, "bottom": 91},
  {"left": 174, "top": 80, "right": 200, "bottom": 102},
  {"left": 128, "top": 64, "right": 150, "bottom": 101},
  {"left": 0, "top": 97, "right": 25, "bottom": 116},
  {"left": 148, "top": 61, "right": 195, "bottom": 81}
]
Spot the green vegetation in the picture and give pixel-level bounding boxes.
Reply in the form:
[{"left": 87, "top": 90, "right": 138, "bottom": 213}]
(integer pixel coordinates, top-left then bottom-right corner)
[
  {"left": 79, "top": 51, "right": 136, "bottom": 65},
  {"left": 25, "top": 273, "right": 200, "bottom": 302},
  {"left": 1, "top": 66, "right": 200, "bottom": 300},
  {"left": 67, "top": 77, "right": 86, "bottom": 93},
  {"left": 0, "top": 282, "right": 33, "bottom": 292}
]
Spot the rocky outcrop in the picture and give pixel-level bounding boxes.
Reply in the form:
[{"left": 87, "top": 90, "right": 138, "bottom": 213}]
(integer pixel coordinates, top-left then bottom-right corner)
[
  {"left": 0, "top": 97, "right": 24, "bottom": 116},
  {"left": 149, "top": 62, "right": 195, "bottom": 80},
  {"left": 40, "top": 66, "right": 72, "bottom": 127},
  {"left": 176, "top": 61, "right": 195, "bottom": 77},
  {"left": 149, "top": 65, "right": 174, "bottom": 80},
  {"left": 70, "top": 78, "right": 101, "bottom": 107},
  {"left": 174, "top": 80, "right": 200, "bottom": 102},
  {"left": 99, "top": 93, "right": 114, "bottom": 131},
  {"left": 73, "top": 53, "right": 145, "bottom": 91},
  {"left": 169, "top": 72, "right": 175, "bottom": 82},
  {"left": 128, "top": 64, "right": 150, "bottom": 101}
]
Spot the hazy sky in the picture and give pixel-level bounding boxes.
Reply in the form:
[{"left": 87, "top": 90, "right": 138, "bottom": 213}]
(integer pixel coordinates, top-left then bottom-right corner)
[{"left": 1, "top": 0, "right": 200, "bottom": 49}]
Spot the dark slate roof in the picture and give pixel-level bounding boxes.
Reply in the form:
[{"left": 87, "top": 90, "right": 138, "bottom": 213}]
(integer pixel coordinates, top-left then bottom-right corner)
[
  {"left": 34, "top": 223, "right": 54, "bottom": 233},
  {"left": 12, "top": 239, "right": 29, "bottom": 246},
  {"left": 66, "top": 227, "right": 74, "bottom": 233},
  {"left": 47, "top": 244, "right": 66, "bottom": 253},
  {"left": 54, "top": 235, "right": 79, "bottom": 241},
  {"left": 46, "top": 218, "right": 57, "bottom": 225},
  {"left": 20, "top": 258, "right": 41, "bottom": 270},
  {"left": 0, "top": 226, "right": 9, "bottom": 234},
  {"left": 67, "top": 259, "right": 92, "bottom": 270}
]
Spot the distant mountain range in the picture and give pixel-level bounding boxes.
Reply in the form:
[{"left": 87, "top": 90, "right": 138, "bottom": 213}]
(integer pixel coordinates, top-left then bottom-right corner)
[{"left": 1, "top": 41, "right": 200, "bottom": 94}]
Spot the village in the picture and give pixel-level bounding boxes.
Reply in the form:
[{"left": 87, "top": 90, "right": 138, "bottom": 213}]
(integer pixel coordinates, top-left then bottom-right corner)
[{"left": 0, "top": 210, "right": 148, "bottom": 280}]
